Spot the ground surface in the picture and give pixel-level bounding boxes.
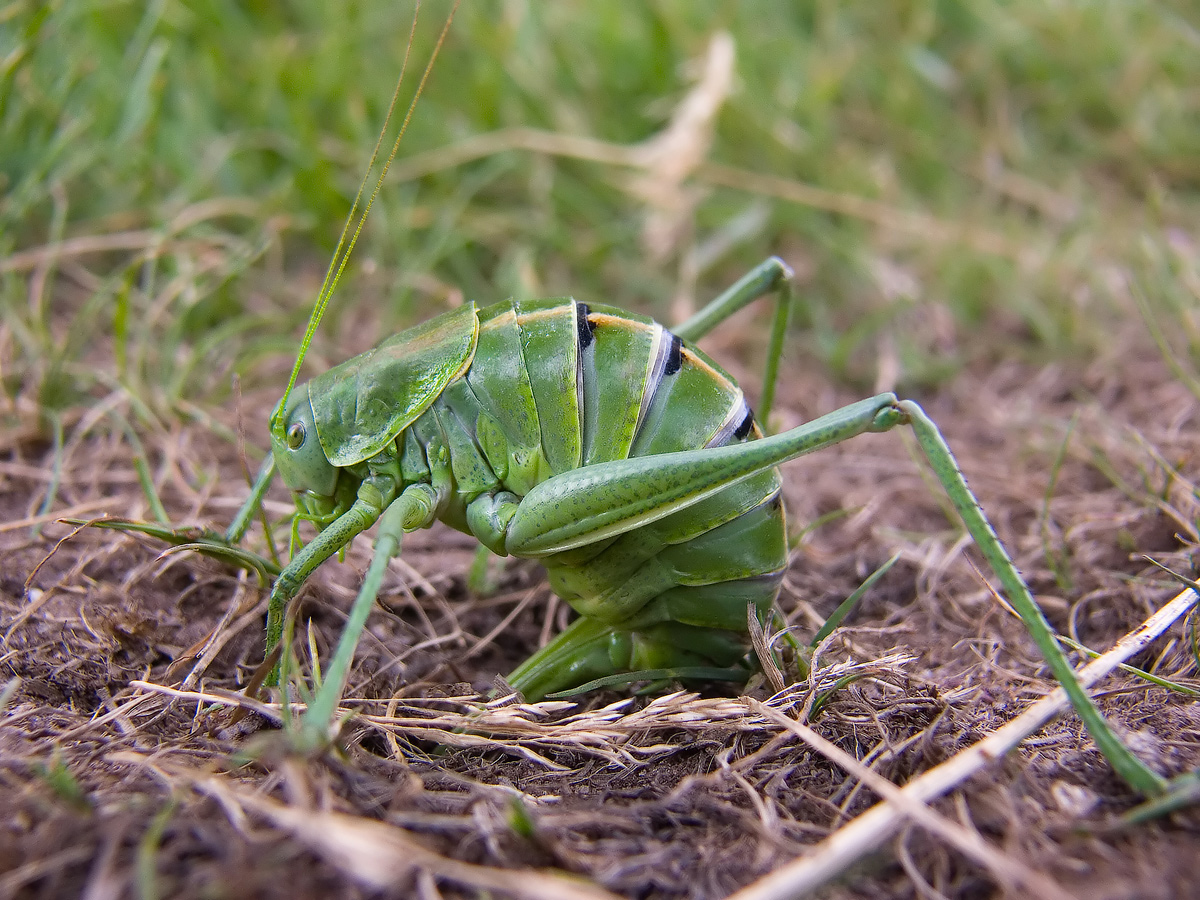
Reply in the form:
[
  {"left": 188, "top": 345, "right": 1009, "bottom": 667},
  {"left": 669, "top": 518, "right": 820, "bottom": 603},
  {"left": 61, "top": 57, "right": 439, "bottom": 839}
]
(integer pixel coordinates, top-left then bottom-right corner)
[{"left": 4, "top": 324, "right": 1199, "bottom": 899}]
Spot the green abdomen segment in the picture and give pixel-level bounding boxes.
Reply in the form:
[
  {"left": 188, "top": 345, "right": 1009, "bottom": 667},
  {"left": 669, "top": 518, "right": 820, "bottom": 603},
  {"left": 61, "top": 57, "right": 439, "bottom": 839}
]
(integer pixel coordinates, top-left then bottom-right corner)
[{"left": 427, "top": 298, "right": 787, "bottom": 698}]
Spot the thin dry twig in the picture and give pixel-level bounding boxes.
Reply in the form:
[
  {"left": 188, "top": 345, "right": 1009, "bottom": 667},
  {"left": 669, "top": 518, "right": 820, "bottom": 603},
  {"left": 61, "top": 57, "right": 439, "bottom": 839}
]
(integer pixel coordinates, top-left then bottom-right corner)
[
  {"left": 631, "top": 31, "right": 734, "bottom": 262},
  {"left": 158, "top": 765, "right": 622, "bottom": 900},
  {"left": 383, "top": 127, "right": 1024, "bottom": 262},
  {"left": 728, "top": 587, "right": 1199, "bottom": 900},
  {"left": 753, "top": 702, "right": 1077, "bottom": 900}
]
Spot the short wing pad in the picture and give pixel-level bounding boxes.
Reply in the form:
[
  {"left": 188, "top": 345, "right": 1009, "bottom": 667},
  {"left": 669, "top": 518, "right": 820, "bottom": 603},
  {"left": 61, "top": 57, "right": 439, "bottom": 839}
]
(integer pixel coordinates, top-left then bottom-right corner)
[{"left": 310, "top": 303, "right": 479, "bottom": 467}]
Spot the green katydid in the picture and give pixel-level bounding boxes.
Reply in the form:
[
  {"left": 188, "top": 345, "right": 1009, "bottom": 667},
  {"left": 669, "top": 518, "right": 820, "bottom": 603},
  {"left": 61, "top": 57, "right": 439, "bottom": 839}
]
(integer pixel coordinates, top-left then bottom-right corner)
[
  {"left": 80, "top": 5, "right": 1166, "bottom": 793},
  {"left": 248, "top": 256, "right": 1159, "bottom": 797}
]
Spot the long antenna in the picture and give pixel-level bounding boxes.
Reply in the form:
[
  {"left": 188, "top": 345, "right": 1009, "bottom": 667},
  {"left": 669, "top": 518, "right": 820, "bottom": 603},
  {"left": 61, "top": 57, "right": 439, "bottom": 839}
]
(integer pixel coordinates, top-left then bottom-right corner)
[{"left": 275, "top": 0, "right": 461, "bottom": 421}]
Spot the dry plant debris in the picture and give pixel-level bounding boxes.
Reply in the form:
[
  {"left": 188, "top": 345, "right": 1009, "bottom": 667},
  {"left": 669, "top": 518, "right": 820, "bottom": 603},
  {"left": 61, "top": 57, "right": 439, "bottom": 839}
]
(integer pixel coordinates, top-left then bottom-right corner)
[{"left": 4, "top": 334, "right": 1200, "bottom": 899}]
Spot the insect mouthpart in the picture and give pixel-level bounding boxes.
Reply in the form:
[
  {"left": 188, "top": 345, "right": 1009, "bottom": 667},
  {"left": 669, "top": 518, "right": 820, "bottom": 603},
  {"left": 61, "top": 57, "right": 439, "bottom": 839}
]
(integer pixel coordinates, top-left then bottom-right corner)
[{"left": 294, "top": 485, "right": 347, "bottom": 527}]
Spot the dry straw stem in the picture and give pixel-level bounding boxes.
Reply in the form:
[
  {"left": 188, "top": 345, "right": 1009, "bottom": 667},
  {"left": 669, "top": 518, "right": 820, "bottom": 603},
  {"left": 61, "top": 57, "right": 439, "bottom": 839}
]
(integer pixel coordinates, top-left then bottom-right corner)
[
  {"left": 0, "top": 498, "right": 111, "bottom": 533},
  {"left": 727, "top": 586, "right": 1200, "bottom": 900},
  {"left": 381, "top": 31, "right": 1021, "bottom": 265},
  {"left": 386, "top": 126, "right": 1026, "bottom": 263},
  {"left": 0, "top": 198, "right": 265, "bottom": 274},
  {"left": 751, "top": 704, "right": 1076, "bottom": 900},
  {"left": 122, "top": 654, "right": 920, "bottom": 769},
  {"left": 629, "top": 31, "right": 734, "bottom": 262},
  {"left": 105, "top": 759, "right": 620, "bottom": 900}
]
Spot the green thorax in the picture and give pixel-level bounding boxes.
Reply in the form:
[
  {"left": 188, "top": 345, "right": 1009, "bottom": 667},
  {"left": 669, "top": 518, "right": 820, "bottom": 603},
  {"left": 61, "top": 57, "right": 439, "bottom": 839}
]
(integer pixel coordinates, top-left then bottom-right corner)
[{"left": 300, "top": 302, "right": 479, "bottom": 467}]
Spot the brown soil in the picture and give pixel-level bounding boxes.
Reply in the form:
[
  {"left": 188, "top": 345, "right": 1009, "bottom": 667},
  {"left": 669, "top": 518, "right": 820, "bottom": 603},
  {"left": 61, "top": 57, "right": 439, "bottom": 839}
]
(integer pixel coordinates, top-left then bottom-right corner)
[{"left": 4, "top": 326, "right": 1199, "bottom": 899}]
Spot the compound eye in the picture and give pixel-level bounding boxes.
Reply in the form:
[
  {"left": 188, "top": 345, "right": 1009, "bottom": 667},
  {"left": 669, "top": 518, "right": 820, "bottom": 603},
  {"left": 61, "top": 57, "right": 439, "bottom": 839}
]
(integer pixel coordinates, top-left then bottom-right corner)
[{"left": 286, "top": 421, "right": 307, "bottom": 450}]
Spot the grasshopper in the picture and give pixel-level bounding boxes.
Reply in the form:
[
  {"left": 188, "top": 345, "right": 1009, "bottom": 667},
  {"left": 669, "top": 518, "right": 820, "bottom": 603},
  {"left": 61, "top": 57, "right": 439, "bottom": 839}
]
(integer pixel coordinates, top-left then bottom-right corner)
[{"left": 75, "top": 4, "right": 1163, "bottom": 794}]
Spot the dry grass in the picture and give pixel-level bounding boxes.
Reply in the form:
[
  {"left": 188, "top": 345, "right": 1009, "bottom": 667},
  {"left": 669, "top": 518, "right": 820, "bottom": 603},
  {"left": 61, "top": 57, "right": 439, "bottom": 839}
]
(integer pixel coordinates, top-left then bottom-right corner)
[{"left": 4, "top": 331, "right": 1199, "bottom": 899}]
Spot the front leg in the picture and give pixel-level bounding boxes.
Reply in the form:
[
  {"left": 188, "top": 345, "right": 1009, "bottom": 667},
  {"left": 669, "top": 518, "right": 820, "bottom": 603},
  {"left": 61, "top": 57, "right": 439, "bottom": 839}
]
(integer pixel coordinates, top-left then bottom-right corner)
[
  {"left": 297, "top": 482, "right": 440, "bottom": 745},
  {"left": 264, "top": 485, "right": 390, "bottom": 661},
  {"left": 265, "top": 435, "right": 454, "bottom": 685}
]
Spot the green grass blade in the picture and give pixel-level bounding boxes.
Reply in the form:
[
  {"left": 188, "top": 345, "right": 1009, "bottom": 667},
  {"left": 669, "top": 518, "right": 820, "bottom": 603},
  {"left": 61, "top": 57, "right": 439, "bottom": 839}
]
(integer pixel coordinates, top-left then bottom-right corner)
[
  {"left": 298, "top": 496, "right": 409, "bottom": 750},
  {"left": 809, "top": 552, "right": 901, "bottom": 650}
]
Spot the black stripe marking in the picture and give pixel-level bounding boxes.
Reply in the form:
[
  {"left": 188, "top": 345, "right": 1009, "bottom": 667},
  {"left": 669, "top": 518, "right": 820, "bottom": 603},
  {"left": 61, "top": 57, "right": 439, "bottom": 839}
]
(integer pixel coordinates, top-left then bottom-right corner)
[
  {"left": 576, "top": 303, "right": 594, "bottom": 349},
  {"left": 635, "top": 325, "right": 670, "bottom": 432},
  {"left": 734, "top": 408, "right": 755, "bottom": 440},
  {"left": 664, "top": 332, "right": 683, "bottom": 376}
]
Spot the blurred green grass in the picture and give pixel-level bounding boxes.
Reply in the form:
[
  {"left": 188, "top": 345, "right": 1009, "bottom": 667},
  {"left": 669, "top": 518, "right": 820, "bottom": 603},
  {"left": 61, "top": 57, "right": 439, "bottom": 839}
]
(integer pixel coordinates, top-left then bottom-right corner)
[{"left": 2, "top": 0, "right": 1199, "bottom": 436}]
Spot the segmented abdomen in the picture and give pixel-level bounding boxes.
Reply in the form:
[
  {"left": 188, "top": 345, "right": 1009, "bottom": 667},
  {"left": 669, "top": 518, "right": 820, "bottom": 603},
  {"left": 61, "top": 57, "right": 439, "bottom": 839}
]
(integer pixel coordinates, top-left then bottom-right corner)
[{"left": 424, "top": 297, "right": 787, "bottom": 648}]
